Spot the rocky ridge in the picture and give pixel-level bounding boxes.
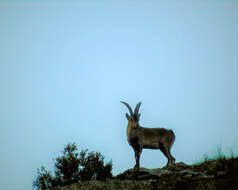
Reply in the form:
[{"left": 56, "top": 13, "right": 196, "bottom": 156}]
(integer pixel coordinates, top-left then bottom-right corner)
[{"left": 50, "top": 158, "right": 238, "bottom": 190}]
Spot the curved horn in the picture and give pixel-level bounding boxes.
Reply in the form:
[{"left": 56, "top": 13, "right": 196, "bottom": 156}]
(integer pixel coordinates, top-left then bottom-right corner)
[
  {"left": 120, "top": 101, "right": 133, "bottom": 116},
  {"left": 134, "top": 102, "right": 141, "bottom": 121}
]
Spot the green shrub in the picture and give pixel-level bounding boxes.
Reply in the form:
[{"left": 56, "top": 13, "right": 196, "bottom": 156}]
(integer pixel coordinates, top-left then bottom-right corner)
[
  {"left": 33, "top": 166, "right": 55, "bottom": 190},
  {"left": 33, "top": 143, "right": 112, "bottom": 190}
]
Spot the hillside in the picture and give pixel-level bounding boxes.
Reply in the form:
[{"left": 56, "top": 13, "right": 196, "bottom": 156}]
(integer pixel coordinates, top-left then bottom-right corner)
[{"left": 49, "top": 157, "right": 238, "bottom": 190}]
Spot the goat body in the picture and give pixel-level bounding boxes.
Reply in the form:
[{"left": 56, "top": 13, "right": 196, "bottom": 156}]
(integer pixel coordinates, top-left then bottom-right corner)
[{"left": 128, "top": 127, "right": 175, "bottom": 149}]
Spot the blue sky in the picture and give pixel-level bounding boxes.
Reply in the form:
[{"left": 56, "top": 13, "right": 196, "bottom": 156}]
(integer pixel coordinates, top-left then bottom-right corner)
[{"left": 0, "top": 0, "right": 238, "bottom": 190}]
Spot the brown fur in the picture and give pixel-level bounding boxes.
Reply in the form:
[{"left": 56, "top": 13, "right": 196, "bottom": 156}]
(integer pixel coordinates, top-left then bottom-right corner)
[{"left": 122, "top": 101, "right": 176, "bottom": 168}]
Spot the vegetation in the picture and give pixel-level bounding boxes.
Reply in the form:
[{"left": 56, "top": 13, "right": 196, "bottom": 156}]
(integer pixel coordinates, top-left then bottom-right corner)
[
  {"left": 33, "top": 143, "right": 112, "bottom": 190},
  {"left": 193, "top": 145, "right": 238, "bottom": 176},
  {"left": 196, "top": 145, "right": 236, "bottom": 163}
]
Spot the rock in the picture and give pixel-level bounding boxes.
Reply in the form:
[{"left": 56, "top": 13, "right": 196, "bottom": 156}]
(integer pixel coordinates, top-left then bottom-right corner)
[{"left": 48, "top": 158, "right": 238, "bottom": 190}]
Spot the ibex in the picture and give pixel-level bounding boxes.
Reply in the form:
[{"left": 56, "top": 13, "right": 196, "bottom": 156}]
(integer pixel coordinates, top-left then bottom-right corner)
[{"left": 121, "top": 101, "right": 176, "bottom": 168}]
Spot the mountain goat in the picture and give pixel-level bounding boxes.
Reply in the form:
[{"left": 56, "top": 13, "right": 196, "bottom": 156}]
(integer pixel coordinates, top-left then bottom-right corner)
[{"left": 121, "top": 101, "right": 175, "bottom": 168}]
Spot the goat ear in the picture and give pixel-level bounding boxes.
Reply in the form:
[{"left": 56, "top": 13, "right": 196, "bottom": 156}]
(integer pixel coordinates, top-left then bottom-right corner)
[{"left": 126, "top": 113, "right": 130, "bottom": 120}]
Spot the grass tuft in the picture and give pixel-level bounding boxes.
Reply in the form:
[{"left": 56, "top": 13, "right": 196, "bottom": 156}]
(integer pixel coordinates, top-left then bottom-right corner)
[
  {"left": 196, "top": 145, "right": 236, "bottom": 164},
  {"left": 193, "top": 145, "right": 238, "bottom": 175}
]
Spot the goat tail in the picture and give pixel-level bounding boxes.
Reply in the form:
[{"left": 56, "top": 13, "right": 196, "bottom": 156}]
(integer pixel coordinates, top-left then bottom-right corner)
[{"left": 169, "top": 129, "right": 176, "bottom": 146}]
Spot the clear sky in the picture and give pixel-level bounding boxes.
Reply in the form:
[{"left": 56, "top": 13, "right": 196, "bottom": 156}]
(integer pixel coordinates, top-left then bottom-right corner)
[{"left": 0, "top": 0, "right": 238, "bottom": 190}]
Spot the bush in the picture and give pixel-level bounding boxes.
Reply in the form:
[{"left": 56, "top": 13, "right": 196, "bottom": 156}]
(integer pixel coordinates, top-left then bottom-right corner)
[
  {"left": 33, "top": 166, "right": 54, "bottom": 190},
  {"left": 79, "top": 150, "right": 113, "bottom": 181},
  {"left": 33, "top": 143, "right": 113, "bottom": 190}
]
